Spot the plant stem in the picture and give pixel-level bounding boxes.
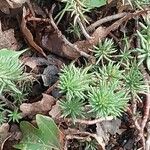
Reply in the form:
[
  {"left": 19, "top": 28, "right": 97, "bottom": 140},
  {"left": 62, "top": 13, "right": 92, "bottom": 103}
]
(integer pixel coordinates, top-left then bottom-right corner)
[
  {"left": 87, "top": 12, "right": 127, "bottom": 31},
  {"left": 62, "top": 116, "right": 113, "bottom": 125},
  {"left": 0, "top": 95, "right": 15, "bottom": 110}
]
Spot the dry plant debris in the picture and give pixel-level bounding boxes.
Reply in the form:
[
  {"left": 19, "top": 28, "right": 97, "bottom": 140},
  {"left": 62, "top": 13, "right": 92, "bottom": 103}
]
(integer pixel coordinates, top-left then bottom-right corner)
[{"left": 0, "top": 0, "right": 150, "bottom": 149}]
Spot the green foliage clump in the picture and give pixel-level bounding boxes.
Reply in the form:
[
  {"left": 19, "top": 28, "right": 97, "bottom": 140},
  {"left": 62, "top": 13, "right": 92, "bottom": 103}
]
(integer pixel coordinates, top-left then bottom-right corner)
[
  {"left": 118, "top": 36, "right": 133, "bottom": 67},
  {"left": 56, "top": 0, "right": 106, "bottom": 24},
  {"left": 124, "top": 62, "right": 146, "bottom": 96},
  {"left": 93, "top": 38, "right": 117, "bottom": 64},
  {"left": 88, "top": 81, "right": 128, "bottom": 117},
  {"left": 58, "top": 62, "right": 129, "bottom": 119},
  {"left": 8, "top": 109, "right": 22, "bottom": 123},
  {"left": 59, "top": 97, "right": 85, "bottom": 120},
  {"left": 58, "top": 63, "right": 92, "bottom": 99},
  {"left": 0, "top": 49, "right": 29, "bottom": 125},
  {"left": 97, "top": 62, "right": 123, "bottom": 82},
  {"left": 136, "top": 18, "right": 150, "bottom": 70},
  {"left": 0, "top": 49, "right": 26, "bottom": 94},
  {"left": 0, "top": 111, "right": 7, "bottom": 125},
  {"left": 67, "top": 23, "right": 82, "bottom": 39}
]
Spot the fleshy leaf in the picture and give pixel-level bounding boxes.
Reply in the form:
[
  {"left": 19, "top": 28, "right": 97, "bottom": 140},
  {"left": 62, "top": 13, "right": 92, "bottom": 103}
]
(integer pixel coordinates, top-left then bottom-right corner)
[
  {"left": 85, "top": 0, "right": 106, "bottom": 9},
  {"left": 14, "top": 114, "right": 62, "bottom": 150}
]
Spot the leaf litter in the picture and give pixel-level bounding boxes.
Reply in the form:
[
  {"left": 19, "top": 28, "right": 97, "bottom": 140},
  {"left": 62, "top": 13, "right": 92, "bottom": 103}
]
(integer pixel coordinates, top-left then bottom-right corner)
[{"left": 0, "top": 0, "right": 150, "bottom": 150}]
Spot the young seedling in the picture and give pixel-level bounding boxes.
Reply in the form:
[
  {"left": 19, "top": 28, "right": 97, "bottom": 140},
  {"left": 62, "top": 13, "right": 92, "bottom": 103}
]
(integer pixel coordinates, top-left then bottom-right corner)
[
  {"left": 92, "top": 38, "right": 117, "bottom": 65},
  {"left": 58, "top": 63, "right": 93, "bottom": 99},
  {"left": 59, "top": 97, "right": 85, "bottom": 120},
  {"left": 124, "top": 62, "right": 146, "bottom": 98},
  {"left": 88, "top": 80, "right": 129, "bottom": 118}
]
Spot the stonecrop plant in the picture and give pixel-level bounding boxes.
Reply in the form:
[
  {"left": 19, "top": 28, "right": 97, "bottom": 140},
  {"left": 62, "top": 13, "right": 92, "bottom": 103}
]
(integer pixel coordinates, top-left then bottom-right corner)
[
  {"left": 118, "top": 35, "right": 133, "bottom": 67},
  {"left": 59, "top": 97, "right": 85, "bottom": 120},
  {"left": 93, "top": 38, "right": 117, "bottom": 65},
  {"left": 123, "top": 62, "right": 146, "bottom": 98},
  {"left": 55, "top": 0, "right": 107, "bottom": 24},
  {"left": 0, "top": 49, "right": 26, "bottom": 94},
  {"left": 58, "top": 27, "right": 148, "bottom": 120},
  {"left": 0, "top": 49, "right": 27, "bottom": 125},
  {"left": 136, "top": 18, "right": 150, "bottom": 70},
  {"left": 88, "top": 80, "right": 129, "bottom": 118},
  {"left": 96, "top": 62, "right": 124, "bottom": 83},
  {"left": 58, "top": 63, "right": 92, "bottom": 99},
  {"left": 58, "top": 63, "right": 129, "bottom": 119}
]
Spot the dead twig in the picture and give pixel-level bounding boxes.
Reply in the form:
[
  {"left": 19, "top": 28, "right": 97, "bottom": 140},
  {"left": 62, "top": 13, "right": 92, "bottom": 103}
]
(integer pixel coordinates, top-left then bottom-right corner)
[
  {"left": 65, "top": 128, "right": 105, "bottom": 149},
  {"left": 133, "top": 65, "right": 150, "bottom": 149},
  {"left": 62, "top": 116, "right": 113, "bottom": 125},
  {"left": 87, "top": 12, "right": 127, "bottom": 31},
  {"left": 48, "top": 5, "right": 92, "bottom": 59},
  {"left": 27, "top": 17, "right": 49, "bottom": 22},
  {"left": 66, "top": 135, "right": 91, "bottom": 141},
  {"left": 45, "top": 81, "right": 58, "bottom": 94}
]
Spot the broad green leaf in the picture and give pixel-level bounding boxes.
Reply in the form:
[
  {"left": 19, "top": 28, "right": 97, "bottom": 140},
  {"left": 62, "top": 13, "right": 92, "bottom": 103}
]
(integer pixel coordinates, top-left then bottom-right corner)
[
  {"left": 36, "top": 114, "right": 61, "bottom": 149},
  {"left": 14, "top": 114, "right": 62, "bottom": 150},
  {"left": 84, "top": 0, "right": 106, "bottom": 9}
]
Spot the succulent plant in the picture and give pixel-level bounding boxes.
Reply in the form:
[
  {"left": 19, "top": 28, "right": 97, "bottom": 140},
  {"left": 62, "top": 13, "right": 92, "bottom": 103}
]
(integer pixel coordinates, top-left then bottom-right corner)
[
  {"left": 58, "top": 63, "right": 93, "bottom": 99},
  {"left": 59, "top": 97, "right": 85, "bottom": 120},
  {"left": 88, "top": 80, "right": 128, "bottom": 118},
  {"left": 124, "top": 62, "right": 146, "bottom": 96},
  {"left": 92, "top": 38, "right": 117, "bottom": 65}
]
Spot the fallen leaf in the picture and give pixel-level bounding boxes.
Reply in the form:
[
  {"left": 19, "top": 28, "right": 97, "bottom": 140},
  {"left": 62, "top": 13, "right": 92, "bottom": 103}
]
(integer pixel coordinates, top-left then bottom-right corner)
[
  {"left": 0, "top": 21, "right": 21, "bottom": 50},
  {"left": 96, "top": 118, "right": 121, "bottom": 148},
  {"left": 21, "top": 7, "right": 46, "bottom": 57},
  {"left": 0, "top": 123, "right": 10, "bottom": 149},
  {"left": 14, "top": 114, "right": 64, "bottom": 150},
  {"left": 49, "top": 101, "right": 61, "bottom": 119},
  {"left": 22, "top": 56, "right": 48, "bottom": 70},
  {"left": 0, "top": 0, "right": 27, "bottom": 14},
  {"left": 20, "top": 93, "right": 56, "bottom": 117},
  {"left": 40, "top": 25, "right": 106, "bottom": 59}
]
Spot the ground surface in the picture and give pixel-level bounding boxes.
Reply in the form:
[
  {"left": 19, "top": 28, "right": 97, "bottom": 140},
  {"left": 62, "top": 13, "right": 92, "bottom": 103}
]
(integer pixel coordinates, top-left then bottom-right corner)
[{"left": 0, "top": 0, "right": 150, "bottom": 150}]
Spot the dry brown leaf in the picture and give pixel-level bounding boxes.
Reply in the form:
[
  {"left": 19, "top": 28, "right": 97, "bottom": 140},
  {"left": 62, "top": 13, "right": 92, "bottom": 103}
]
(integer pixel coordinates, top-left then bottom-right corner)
[
  {"left": 49, "top": 101, "right": 61, "bottom": 119},
  {"left": 0, "top": 0, "right": 27, "bottom": 14},
  {"left": 41, "top": 26, "right": 106, "bottom": 60},
  {"left": 96, "top": 118, "right": 121, "bottom": 148},
  {"left": 21, "top": 7, "right": 46, "bottom": 57},
  {"left": 0, "top": 21, "right": 21, "bottom": 50},
  {"left": 22, "top": 56, "right": 48, "bottom": 70},
  {"left": 20, "top": 93, "right": 56, "bottom": 117},
  {"left": 0, "top": 123, "right": 10, "bottom": 150}
]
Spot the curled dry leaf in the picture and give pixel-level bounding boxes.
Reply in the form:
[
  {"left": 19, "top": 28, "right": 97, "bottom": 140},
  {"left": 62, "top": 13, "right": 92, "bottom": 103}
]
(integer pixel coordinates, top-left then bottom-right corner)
[
  {"left": 21, "top": 7, "right": 46, "bottom": 57},
  {"left": 20, "top": 93, "right": 56, "bottom": 117},
  {"left": 0, "top": 0, "right": 27, "bottom": 14},
  {"left": 49, "top": 101, "right": 61, "bottom": 119},
  {"left": 0, "top": 21, "right": 21, "bottom": 50},
  {"left": 41, "top": 24, "right": 107, "bottom": 60},
  {"left": 0, "top": 123, "right": 10, "bottom": 150},
  {"left": 22, "top": 56, "right": 49, "bottom": 73},
  {"left": 40, "top": 10, "right": 147, "bottom": 60},
  {"left": 96, "top": 118, "right": 121, "bottom": 148}
]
